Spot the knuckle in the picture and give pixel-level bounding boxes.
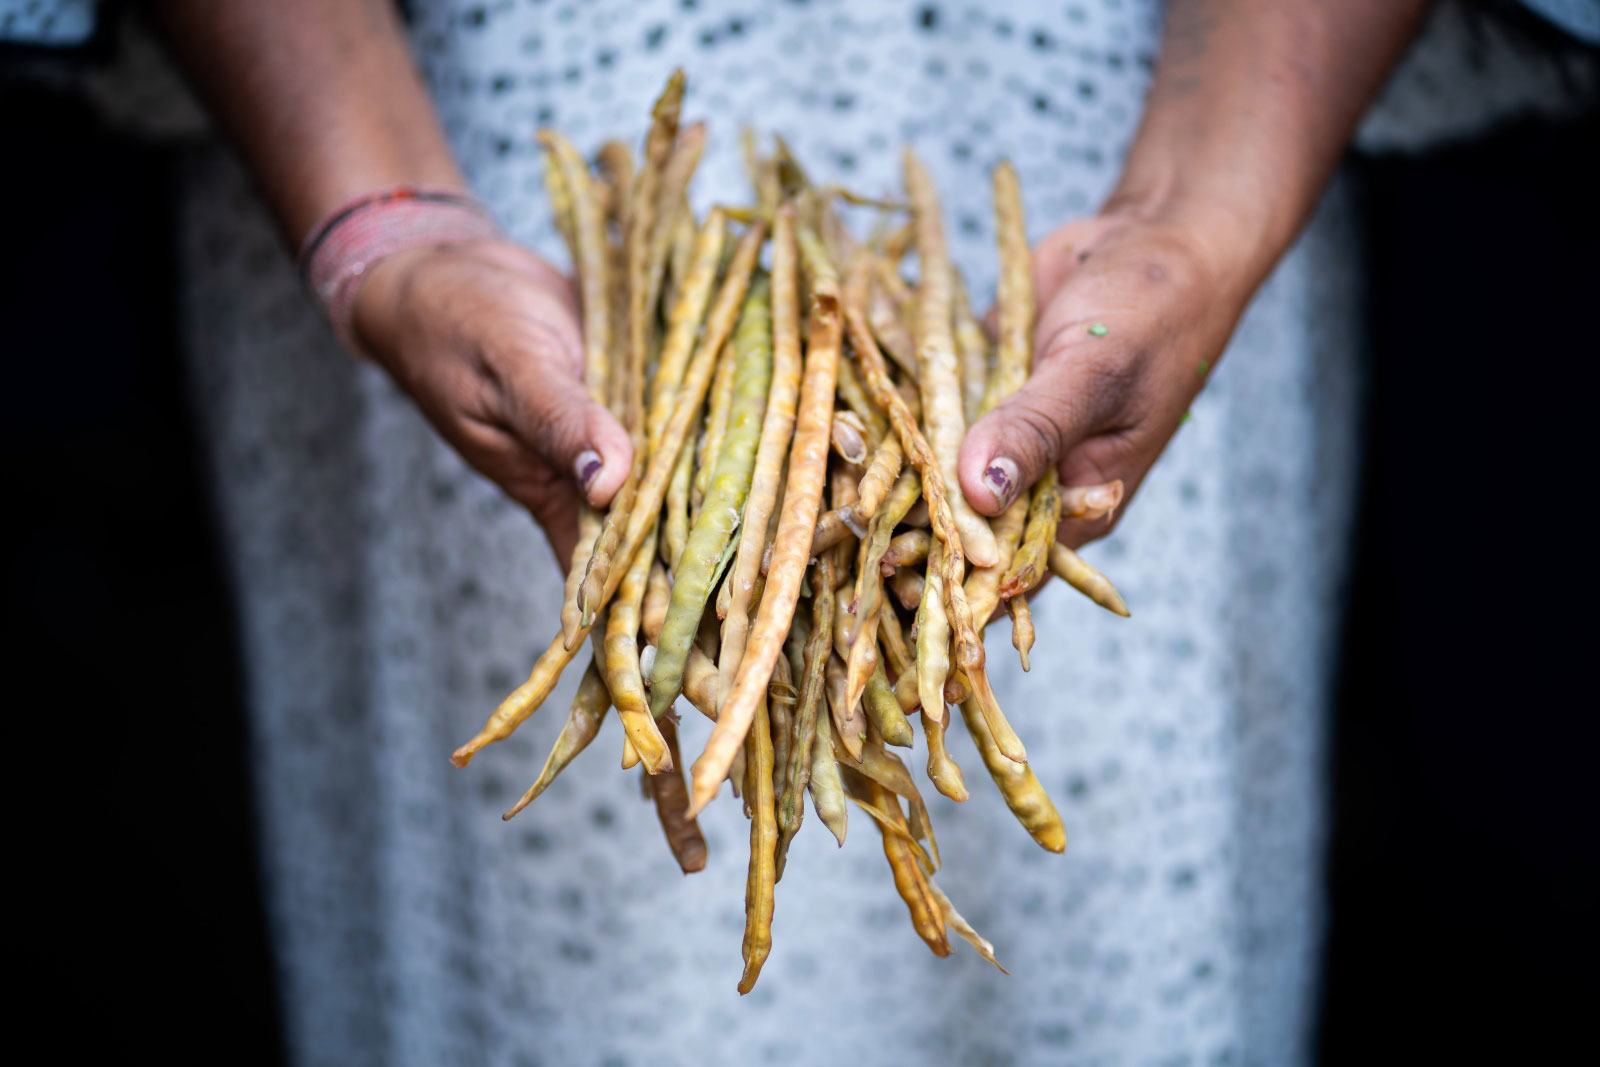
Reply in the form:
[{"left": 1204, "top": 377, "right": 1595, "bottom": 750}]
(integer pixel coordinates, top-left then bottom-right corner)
[
  {"left": 1010, "top": 400, "right": 1066, "bottom": 470},
  {"left": 527, "top": 411, "right": 585, "bottom": 466},
  {"left": 519, "top": 315, "right": 577, "bottom": 368},
  {"left": 1141, "top": 228, "right": 1217, "bottom": 293},
  {"left": 1033, "top": 318, "right": 1080, "bottom": 369}
]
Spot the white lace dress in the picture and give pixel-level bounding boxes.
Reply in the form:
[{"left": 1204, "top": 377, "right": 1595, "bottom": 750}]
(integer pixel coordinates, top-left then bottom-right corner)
[{"left": 172, "top": 1, "right": 1569, "bottom": 1064}]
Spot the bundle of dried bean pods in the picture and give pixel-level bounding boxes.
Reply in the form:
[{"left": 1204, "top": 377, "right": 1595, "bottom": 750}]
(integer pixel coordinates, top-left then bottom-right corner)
[{"left": 453, "top": 72, "right": 1130, "bottom": 992}]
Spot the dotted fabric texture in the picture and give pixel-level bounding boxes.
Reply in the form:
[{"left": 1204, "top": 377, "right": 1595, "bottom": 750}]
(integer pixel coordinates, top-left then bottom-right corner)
[
  {"left": 171, "top": 1, "right": 1568, "bottom": 1064},
  {"left": 0, "top": 0, "right": 93, "bottom": 45},
  {"left": 1521, "top": 0, "right": 1600, "bottom": 41}
]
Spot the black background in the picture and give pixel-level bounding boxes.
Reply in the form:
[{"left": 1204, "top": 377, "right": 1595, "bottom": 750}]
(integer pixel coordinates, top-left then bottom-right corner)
[
  {"left": 2, "top": 86, "right": 284, "bottom": 1061},
  {"left": 1319, "top": 111, "right": 1600, "bottom": 1061},
  {"left": 4, "top": 34, "right": 1597, "bottom": 1067}
]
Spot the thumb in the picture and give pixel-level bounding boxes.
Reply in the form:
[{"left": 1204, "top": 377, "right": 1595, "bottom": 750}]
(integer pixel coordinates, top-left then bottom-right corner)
[
  {"left": 959, "top": 334, "right": 1119, "bottom": 515},
  {"left": 960, "top": 218, "right": 1125, "bottom": 515},
  {"left": 503, "top": 358, "right": 634, "bottom": 508},
  {"left": 958, "top": 357, "right": 1080, "bottom": 515}
]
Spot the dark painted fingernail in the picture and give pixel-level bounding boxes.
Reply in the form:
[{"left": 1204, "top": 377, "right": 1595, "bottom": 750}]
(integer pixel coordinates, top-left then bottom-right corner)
[
  {"left": 575, "top": 450, "right": 602, "bottom": 491},
  {"left": 982, "top": 456, "right": 1019, "bottom": 509}
]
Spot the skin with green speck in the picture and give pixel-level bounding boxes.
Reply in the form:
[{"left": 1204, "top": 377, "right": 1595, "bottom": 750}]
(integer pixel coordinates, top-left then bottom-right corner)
[{"left": 1087, "top": 323, "right": 1109, "bottom": 337}]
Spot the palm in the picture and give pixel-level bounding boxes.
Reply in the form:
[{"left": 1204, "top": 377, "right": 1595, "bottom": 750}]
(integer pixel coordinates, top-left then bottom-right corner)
[
  {"left": 961, "top": 213, "right": 1243, "bottom": 549},
  {"left": 352, "top": 239, "right": 632, "bottom": 568}
]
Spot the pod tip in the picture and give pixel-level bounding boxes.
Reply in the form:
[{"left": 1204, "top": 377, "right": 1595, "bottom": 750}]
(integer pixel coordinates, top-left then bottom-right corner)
[{"left": 450, "top": 737, "right": 486, "bottom": 768}]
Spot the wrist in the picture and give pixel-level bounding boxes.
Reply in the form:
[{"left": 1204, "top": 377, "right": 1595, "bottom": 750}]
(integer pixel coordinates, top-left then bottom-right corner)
[
  {"left": 1100, "top": 170, "right": 1298, "bottom": 310},
  {"left": 298, "top": 186, "right": 500, "bottom": 358}
]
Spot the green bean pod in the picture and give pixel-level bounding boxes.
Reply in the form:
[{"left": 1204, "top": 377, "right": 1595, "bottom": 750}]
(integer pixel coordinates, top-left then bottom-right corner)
[{"left": 649, "top": 277, "right": 774, "bottom": 719}]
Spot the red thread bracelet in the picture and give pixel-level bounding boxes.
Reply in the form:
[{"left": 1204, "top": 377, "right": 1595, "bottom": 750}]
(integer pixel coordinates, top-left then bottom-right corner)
[{"left": 298, "top": 185, "right": 501, "bottom": 357}]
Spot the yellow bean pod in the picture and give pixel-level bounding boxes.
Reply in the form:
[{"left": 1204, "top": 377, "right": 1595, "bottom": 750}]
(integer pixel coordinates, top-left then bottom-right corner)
[
  {"left": 958, "top": 698, "right": 1065, "bottom": 853},
  {"left": 737, "top": 699, "right": 778, "bottom": 995}
]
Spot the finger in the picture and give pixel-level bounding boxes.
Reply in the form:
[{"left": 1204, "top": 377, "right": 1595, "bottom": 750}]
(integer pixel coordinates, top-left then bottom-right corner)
[
  {"left": 1055, "top": 462, "right": 1140, "bottom": 551},
  {"left": 500, "top": 465, "right": 579, "bottom": 567},
  {"left": 521, "top": 254, "right": 583, "bottom": 332},
  {"left": 451, "top": 414, "right": 583, "bottom": 566},
  {"left": 1032, "top": 224, "right": 1086, "bottom": 299},
  {"left": 959, "top": 219, "right": 1134, "bottom": 515},
  {"left": 496, "top": 324, "right": 634, "bottom": 508},
  {"left": 474, "top": 243, "right": 585, "bottom": 369},
  {"left": 1050, "top": 419, "right": 1165, "bottom": 549},
  {"left": 957, "top": 336, "right": 1127, "bottom": 516},
  {"left": 527, "top": 384, "right": 633, "bottom": 509},
  {"left": 538, "top": 491, "right": 579, "bottom": 570}
]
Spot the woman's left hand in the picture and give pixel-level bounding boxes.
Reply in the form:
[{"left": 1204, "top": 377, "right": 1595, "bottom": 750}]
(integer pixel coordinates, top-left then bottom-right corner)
[{"left": 958, "top": 210, "right": 1251, "bottom": 548}]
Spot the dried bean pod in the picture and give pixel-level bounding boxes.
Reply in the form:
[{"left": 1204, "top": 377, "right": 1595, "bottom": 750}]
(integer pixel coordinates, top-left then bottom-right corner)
[
  {"left": 736, "top": 699, "right": 778, "bottom": 994},
  {"left": 650, "top": 718, "right": 707, "bottom": 873},
  {"left": 501, "top": 660, "right": 610, "bottom": 820},
  {"left": 958, "top": 698, "right": 1065, "bottom": 853}
]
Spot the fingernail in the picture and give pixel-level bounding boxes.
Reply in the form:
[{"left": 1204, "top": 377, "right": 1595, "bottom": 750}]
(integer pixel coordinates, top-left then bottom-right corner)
[
  {"left": 982, "top": 456, "right": 1019, "bottom": 509},
  {"left": 1086, "top": 485, "right": 1117, "bottom": 510},
  {"left": 574, "top": 450, "right": 603, "bottom": 491}
]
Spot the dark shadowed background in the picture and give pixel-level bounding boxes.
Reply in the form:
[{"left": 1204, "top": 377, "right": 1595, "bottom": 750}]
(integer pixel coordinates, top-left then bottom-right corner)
[{"left": 4, "top": 15, "right": 1596, "bottom": 1066}]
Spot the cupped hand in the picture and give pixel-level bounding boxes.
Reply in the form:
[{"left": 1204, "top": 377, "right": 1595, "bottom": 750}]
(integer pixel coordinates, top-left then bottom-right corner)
[
  {"left": 351, "top": 239, "right": 631, "bottom": 567},
  {"left": 959, "top": 212, "right": 1249, "bottom": 548}
]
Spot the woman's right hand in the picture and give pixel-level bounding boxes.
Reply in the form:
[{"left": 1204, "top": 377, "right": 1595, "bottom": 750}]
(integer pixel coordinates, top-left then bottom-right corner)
[{"left": 351, "top": 238, "right": 632, "bottom": 567}]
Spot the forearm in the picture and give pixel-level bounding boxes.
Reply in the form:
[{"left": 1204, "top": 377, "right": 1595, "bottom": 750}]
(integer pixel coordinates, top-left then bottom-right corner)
[
  {"left": 1109, "top": 0, "right": 1430, "bottom": 294},
  {"left": 151, "top": 0, "right": 464, "bottom": 244}
]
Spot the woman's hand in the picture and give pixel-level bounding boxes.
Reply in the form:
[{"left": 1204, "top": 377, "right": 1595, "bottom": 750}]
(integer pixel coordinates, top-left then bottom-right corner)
[
  {"left": 953, "top": 0, "right": 1431, "bottom": 551},
  {"left": 352, "top": 238, "right": 632, "bottom": 566},
  {"left": 958, "top": 210, "right": 1250, "bottom": 549}
]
